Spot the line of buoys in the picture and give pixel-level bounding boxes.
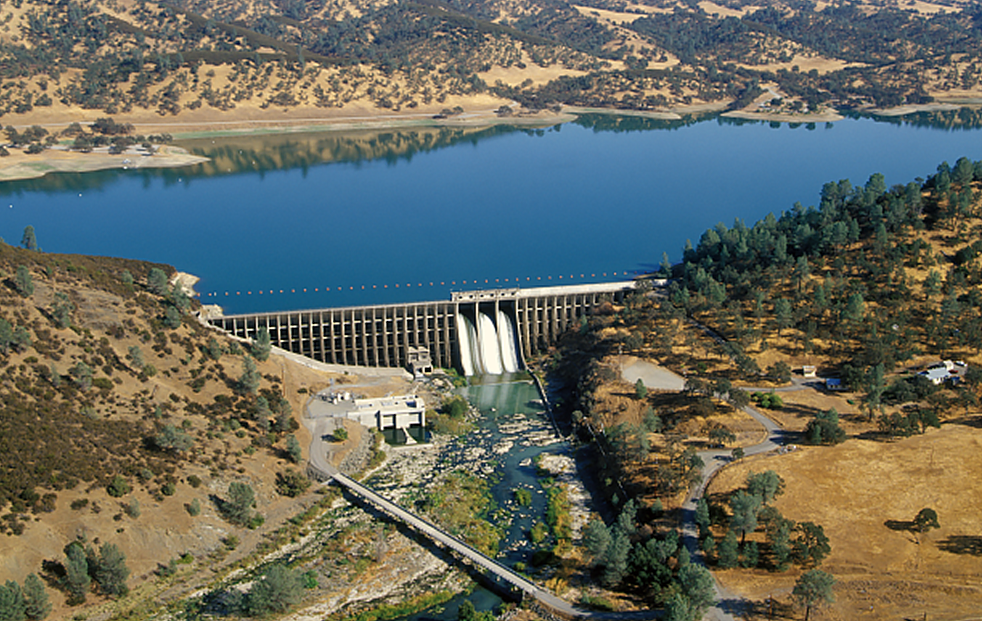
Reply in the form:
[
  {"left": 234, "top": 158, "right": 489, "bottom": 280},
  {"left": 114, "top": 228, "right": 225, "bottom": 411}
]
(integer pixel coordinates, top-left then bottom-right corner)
[{"left": 203, "top": 269, "right": 647, "bottom": 298}]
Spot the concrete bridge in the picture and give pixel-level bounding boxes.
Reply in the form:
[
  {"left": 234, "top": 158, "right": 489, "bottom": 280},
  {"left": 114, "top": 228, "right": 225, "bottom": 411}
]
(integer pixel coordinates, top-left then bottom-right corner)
[
  {"left": 329, "top": 470, "right": 591, "bottom": 619},
  {"left": 208, "top": 281, "right": 651, "bottom": 372}
]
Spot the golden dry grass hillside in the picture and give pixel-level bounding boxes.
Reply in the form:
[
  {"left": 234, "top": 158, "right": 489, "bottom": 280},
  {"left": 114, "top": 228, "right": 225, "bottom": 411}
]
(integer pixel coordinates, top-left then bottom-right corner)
[
  {"left": 0, "top": 0, "right": 981, "bottom": 139},
  {"left": 0, "top": 240, "right": 416, "bottom": 618}
]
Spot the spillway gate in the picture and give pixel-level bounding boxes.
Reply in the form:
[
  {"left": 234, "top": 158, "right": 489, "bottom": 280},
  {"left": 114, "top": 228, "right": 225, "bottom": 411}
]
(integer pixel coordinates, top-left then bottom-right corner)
[{"left": 207, "top": 281, "right": 645, "bottom": 372}]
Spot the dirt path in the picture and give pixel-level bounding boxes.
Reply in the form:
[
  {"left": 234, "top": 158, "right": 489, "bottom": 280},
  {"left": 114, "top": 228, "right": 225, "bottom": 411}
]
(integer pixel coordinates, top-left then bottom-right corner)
[{"left": 682, "top": 403, "right": 785, "bottom": 620}]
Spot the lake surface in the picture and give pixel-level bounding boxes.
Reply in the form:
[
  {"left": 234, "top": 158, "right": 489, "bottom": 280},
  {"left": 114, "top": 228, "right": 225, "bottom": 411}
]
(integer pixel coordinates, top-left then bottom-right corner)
[{"left": 2, "top": 113, "right": 981, "bottom": 315}]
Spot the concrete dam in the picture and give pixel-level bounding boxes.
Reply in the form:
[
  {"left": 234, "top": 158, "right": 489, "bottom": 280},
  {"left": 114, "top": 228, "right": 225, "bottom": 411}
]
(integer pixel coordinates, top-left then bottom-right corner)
[{"left": 207, "top": 282, "right": 643, "bottom": 374}]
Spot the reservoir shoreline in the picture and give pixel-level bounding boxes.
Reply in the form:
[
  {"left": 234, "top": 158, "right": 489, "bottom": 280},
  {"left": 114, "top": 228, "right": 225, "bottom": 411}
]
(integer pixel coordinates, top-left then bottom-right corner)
[{"left": 4, "top": 100, "right": 979, "bottom": 182}]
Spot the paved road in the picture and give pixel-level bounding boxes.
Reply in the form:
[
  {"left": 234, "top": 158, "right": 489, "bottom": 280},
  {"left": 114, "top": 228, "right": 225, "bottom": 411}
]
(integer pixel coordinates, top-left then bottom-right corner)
[{"left": 681, "top": 403, "right": 786, "bottom": 621}]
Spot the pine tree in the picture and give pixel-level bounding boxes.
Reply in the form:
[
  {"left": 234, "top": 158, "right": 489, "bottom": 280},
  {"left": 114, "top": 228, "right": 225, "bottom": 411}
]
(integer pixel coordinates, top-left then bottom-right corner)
[
  {"left": 792, "top": 569, "right": 835, "bottom": 621},
  {"left": 238, "top": 358, "right": 261, "bottom": 395},
  {"left": 252, "top": 327, "right": 272, "bottom": 361},
  {"left": 741, "top": 541, "right": 759, "bottom": 568},
  {"left": 21, "top": 225, "right": 37, "bottom": 251},
  {"left": 63, "top": 543, "right": 90, "bottom": 604},
  {"left": 678, "top": 564, "right": 716, "bottom": 616},
  {"left": 22, "top": 574, "right": 49, "bottom": 621},
  {"left": 14, "top": 266, "right": 33, "bottom": 298},
  {"left": 147, "top": 268, "right": 169, "bottom": 295},
  {"left": 694, "top": 498, "right": 711, "bottom": 539},
  {"left": 717, "top": 530, "right": 739, "bottom": 568},
  {"left": 0, "top": 580, "right": 26, "bottom": 621},
  {"left": 223, "top": 481, "right": 256, "bottom": 526},
  {"left": 582, "top": 518, "right": 611, "bottom": 564},
  {"left": 95, "top": 543, "right": 129, "bottom": 598},
  {"left": 729, "top": 490, "right": 761, "bottom": 544},
  {"left": 746, "top": 470, "right": 785, "bottom": 504},
  {"left": 602, "top": 528, "right": 631, "bottom": 587},
  {"left": 286, "top": 434, "right": 302, "bottom": 463}
]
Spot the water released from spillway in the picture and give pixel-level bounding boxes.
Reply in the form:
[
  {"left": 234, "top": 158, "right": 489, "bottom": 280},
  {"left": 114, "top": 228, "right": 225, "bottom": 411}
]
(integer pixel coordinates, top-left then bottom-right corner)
[{"left": 456, "top": 311, "right": 521, "bottom": 376}]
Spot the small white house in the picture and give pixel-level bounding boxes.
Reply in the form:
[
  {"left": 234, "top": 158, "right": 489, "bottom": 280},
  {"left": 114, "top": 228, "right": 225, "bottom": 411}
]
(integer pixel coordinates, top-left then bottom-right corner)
[{"left": 919, "top": 360, "right": 968, "bottom": 385}]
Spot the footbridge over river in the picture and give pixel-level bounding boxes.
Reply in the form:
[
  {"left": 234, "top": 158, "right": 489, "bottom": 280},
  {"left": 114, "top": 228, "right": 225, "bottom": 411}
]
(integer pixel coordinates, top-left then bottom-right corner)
[
  {"left": 208, "top": 281, "right": 654, "bottom": 374},
  {"left": 327, "top": 470, "right": 594, "bottom": 619}
]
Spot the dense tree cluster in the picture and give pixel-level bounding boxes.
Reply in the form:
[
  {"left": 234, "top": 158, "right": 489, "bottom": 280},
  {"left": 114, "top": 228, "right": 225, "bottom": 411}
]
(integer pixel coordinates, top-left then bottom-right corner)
[
  {"left": 584, "top": 500, "right": 716, "bottom": 615},
  {"left": 666, "top": 158, "right": 982, "bottom": 397}
]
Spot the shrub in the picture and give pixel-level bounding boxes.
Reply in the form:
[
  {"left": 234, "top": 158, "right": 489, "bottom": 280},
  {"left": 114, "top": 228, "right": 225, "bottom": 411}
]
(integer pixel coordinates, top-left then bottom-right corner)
[
  {"left": 186, "top": 498, "right": 201, "bottom": 516},
  {"left": 275, "top": 470, "right": 311, "bottom": 498},
  {"left": 107, "top": 475, "right": 131, "bottom": 497},
  {"left": 246, "top": 564, "right": 303, "bottom": 616}
]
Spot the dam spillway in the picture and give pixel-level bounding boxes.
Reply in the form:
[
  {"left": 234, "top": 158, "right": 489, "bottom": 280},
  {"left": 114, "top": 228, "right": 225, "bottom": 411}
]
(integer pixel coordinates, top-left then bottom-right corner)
[{"left": 207, "top": 282, "right": 648, "bottom": 373}]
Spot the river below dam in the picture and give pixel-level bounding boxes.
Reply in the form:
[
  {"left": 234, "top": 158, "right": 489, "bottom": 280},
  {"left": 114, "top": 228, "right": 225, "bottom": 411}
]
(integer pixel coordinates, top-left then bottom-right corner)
[{"left": 364, "top": 373, "right": 581, "bottom": 619}]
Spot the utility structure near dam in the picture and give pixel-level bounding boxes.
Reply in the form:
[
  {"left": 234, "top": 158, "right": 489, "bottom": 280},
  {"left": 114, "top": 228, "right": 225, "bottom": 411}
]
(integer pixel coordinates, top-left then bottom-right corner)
[{"left": 208, "top": 281, "right": 650, "bottom": 374}]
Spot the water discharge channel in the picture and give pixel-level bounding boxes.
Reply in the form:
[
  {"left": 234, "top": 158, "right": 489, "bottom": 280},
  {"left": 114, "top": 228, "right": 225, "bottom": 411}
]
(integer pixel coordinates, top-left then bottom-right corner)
[{"left": 374, "top": 372, "right": 575, "bottom": 619}]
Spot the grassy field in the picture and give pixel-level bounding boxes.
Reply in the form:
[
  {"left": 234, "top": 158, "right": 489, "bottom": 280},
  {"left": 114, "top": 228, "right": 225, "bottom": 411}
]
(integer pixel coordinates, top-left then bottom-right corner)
[{"left": 707, "top": 421, "right": 982, "bottom": 620}]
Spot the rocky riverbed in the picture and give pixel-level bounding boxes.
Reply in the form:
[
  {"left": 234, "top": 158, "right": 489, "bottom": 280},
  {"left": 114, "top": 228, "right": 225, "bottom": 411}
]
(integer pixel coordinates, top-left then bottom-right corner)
[{"left": 278, "top": 374, "right": 597, "bottom": 620}]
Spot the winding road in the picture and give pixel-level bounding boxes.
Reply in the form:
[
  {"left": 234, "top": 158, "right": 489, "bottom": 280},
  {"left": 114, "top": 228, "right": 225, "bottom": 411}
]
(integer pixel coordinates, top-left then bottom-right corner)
[
  {"left": 680, "top": 402, "right": 787, "bottom": 620},
  {"left": 619, "top": 357, "right": 794, "bottom": 620}
]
